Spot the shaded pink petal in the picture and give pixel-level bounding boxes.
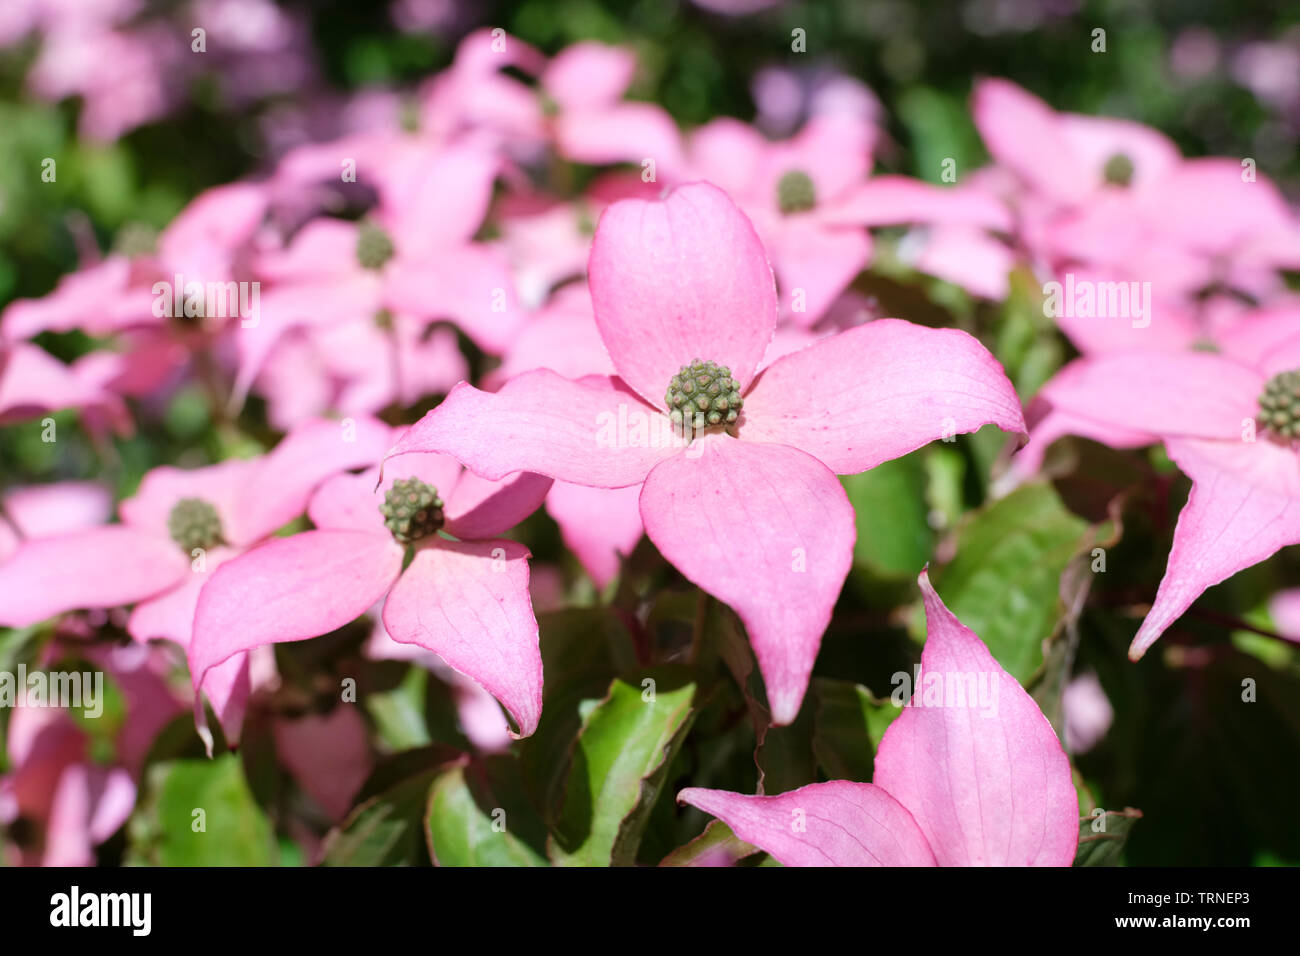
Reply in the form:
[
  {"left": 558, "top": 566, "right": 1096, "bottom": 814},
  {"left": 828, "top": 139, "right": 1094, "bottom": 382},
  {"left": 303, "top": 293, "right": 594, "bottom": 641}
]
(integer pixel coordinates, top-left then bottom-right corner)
[
  {"left": 1062, "top": 671, "right": 1114, "bottom": 754},
  {"left": 1134, "top": 158, "right": 1295, "bottom": 257},
  {"left": 873, "top": 571, "right": 1079, "bottom": 866},
  {"left": 827, "top": 176, "right": 1012, "bottom": 231},
  {"left": 1050, "top": 273, "right": 1201, "bottom": 355},
  {"left": 687, "top": 119, "right": 768, "bottom": 197},
  {"left": 1010, "top": 405, "right": 1156, "bottom": 478},
  {"left": 0, "top": 342, "right": 126, "bottom": 425},
  {"left": 487, "top": 285, "right": 615, "bottom": 387},
  {"left": 640, "top": 434, "right": 854, "bottom": 723},
  {"left": 555, "top": 103, "right": 686, "bottom": 174},
  {"left": 384, "top": 242, "right": 524, "bottom": 356},
  {"left": 1131, "top": 437, "right": 1300, "bottom": 659},
  {"left": 1270, "top": 589, "right": 1300, "bottom": 644},
  {"left": 382, "top": 539, "right": 542, "bottom": 737},
  {"left": 545, "top": 481, "right": 644, "bottom": 589},
  {"left": 381, "top": 139, "right": 501, "bottom": 253},
  {"left": 196, "top": 651, "right": 253, "bottom": 753},
  {"left": 912, "top": 225, "right": 1013, "bottom": 301},
  {"left": 741, "top": 319, "right": 1025, "bottom": 475},
  {"left": 159, "top": 182, "right": 267, "bottom": 281},
  {"left": 0, "top": 258, "right": 148, "bottom": 341},
  {"left": 972, "top": 78, "right": 1087, "bottom": 205},
  {"left": 273, "top": 707, "right": 373, "bottom": 821},
  {"left": 0, "top": 527, "right": 188, "bottom": 627},
  {"left": 189, "top": 530, "right": 403, "bottom": 689},
  {"left": 1036, "top": 352, "right": 1261, "bottom": 442},
  {"left": 443, "top": 471, "right": 552, "bottom": 541},
  {"left": 542, "top": 41, "right": 636, "bottom": 110},
  {"left": 587, "top": 181, "right": 777, "bottom": 406},
  {"left": 389, "top": 371, "right": 682, "bottom": 488},
  {"left": 766, "top": 219, "right": 872, "bottom": 327},
  {"left": 43, "top": 764, "right": 136, "bottom": 867},
  {"left": 0, "top": 482, "right": 112, "bottom": 561},
  {"left": 1219, "top": 305, "right": 1300, "bottom": 369},
  {"left": 678, "top": 782, "right": 936, "bottom": 866}
]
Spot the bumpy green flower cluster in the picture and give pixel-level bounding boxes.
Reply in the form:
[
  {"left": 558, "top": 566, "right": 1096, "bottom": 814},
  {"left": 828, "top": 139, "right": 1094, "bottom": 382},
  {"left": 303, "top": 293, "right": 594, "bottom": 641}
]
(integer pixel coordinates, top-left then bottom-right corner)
[
  {"left": 1259, "top": 370, "right": 1300, "bottom": 438},
  {"left": 777, "top": 169, "right": 816, "bottom": 214},
  {"left": 1103, "top": 152, "right": 1135, "bottom": 187},
  {"left": 380, "top": 477, "right": 445, "bottom": 543},
  {"left": 167, "top": 498, "right": 224, "bottom": 553},
  {"left": 666, "top": 359, "right": 743, "bottom": 429},
  {"left": 356, "top": 221, "right": 395, "bottom": 270}
]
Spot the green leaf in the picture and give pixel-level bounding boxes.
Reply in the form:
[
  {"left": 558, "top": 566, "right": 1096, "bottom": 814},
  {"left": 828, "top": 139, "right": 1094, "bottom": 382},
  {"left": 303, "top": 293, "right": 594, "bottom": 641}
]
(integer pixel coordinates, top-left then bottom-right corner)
[
  {"left": 660, "top": 819, "right": 761, "bottom": 867},
  {"left": 365, "top": 666, "right": 432, "bottom": 750},
  {"left": 810, "top": 678, "right": 899, "bottom": 782},
  {"left": 550, "top": 669, "right": 698, "bottom": 866},
  {"left": 841, "top": 450, "right": 933, "bottom": 578},
  {"left": 929, "top": 482, "right": 1092, "bottom": 681},
  {"left": 520, "top": 608, "right": 630, "bottom": 823},
  {"left": 322, "top": 747, "right": 461, "bottom": 866},
  {"left": 425, "top": 758, "right": 548, "bottom": 866},
  {"left": 127, "top": 754, "right": 275, "bottom": 866},
  {"left": 1074, "top": 808, "right": 1144, "bottom": 866},
  {"left": 755, "top": 703, "right": 816, "bottom": 795}
]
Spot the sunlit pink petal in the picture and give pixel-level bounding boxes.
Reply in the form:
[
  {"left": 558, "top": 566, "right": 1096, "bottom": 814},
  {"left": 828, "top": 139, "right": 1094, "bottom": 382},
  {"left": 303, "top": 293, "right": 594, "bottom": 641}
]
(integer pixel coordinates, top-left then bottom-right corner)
[
  {"left": 389, "top": 371, "right": 682, "bottom": 488},
  {"left": 1131, "top": 437, "right": 1300, "bottom": 659},
  {"left": 189, "top": 530, "right": 403, "bottom": 691},
  {"left": 0, "top": 526, "right": 188, "bottom": 627},
  {"left": 382, "top": 539, "right": 542, "bottom": 737},
  {"left": 587, "top": 181, "right": 777, "bottom": 406},
  {"left": 873, "top": 570, "right": 1079, "bottom": 866},
  {"left": 443, "top": 470, "right": 553, "bottom": 540},
  {"left": 678, "top": 781, "right": 936, "bottom": 866},
  {"left": 741, "top": 319, "right": 1024, "bottom": 475},
  {"left": 640, "top": 434, "right": 854, "bottom": 723},
  {"left": 1036, "top": 352, "right": 1261, "bottom": 442}
]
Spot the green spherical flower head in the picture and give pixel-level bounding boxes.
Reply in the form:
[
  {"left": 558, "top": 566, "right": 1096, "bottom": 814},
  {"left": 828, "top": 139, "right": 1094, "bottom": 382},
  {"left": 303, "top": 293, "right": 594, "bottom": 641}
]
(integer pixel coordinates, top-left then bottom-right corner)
[
  {"left": 398, "top": 98, "right": 421, "bottom": 133},
  {"left": 114, "top": 222, "right": 158, "bottom": 258},
  {"left": 356, "top": 221, "right": 395, "bottom": 271},
  {"left": 1259, "top": 369, "right": 1300, "bottom": 439},
  {"left": 1102, "top": 152, "right": 1135, "bottom": 187},
  {"left": 777, "top": 169, "right": 817, "bottom": 215},
  {"left": 379, "top": 477, "right": 445, "bottom": 543},
  {"left": 666, "top": 359, "right": 743, "bottom": 429},
  {"left": 167, "top": 498, "right": 223, "bottom": 553}
]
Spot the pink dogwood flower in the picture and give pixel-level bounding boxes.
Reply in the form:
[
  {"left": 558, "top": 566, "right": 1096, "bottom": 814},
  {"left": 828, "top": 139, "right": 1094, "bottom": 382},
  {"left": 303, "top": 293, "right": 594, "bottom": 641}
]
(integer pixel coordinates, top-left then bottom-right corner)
[
  {"left": 676, "top": 570, "right": 1079, "bottom": 866},
  {"left": 240, "top": 137, "right": 519, "bottom": 408},
  {"left": 1024, "top": 319, "right": 1300, "bottom": 659},
  {"left": 188, "top": 447, "right": 553, "bottom": 740},
  {"left": 388, "top": 182, "right": 1025, "bottom": 722},
  {"left": 0, "top": 416, "right": 392, "bottom": 743}
]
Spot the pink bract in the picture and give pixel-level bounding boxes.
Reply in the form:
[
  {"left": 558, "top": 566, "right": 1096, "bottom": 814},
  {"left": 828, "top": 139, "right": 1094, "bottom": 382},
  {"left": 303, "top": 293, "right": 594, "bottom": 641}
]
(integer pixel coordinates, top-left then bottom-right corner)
[
  {"left": 388, "top": 182, "right": 1025, "bottom": 722},
  {"left": 677, "top": 571, "right": 1079, "bottom": 866}
]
